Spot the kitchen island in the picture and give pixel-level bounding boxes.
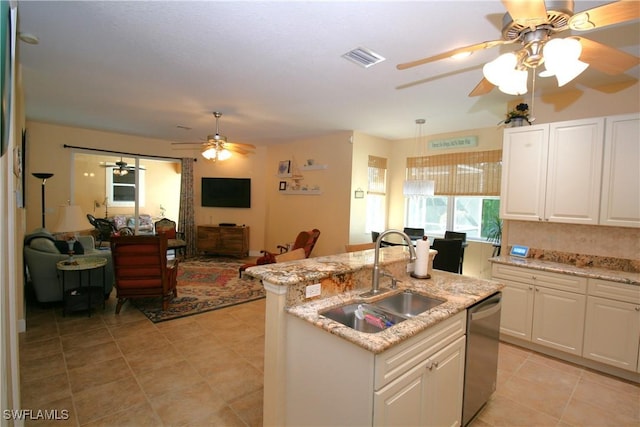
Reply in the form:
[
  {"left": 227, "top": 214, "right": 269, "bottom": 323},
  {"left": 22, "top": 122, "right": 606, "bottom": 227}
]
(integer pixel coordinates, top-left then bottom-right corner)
[{"left": 246, "top": 246, "right": 504, "bottom": 426}]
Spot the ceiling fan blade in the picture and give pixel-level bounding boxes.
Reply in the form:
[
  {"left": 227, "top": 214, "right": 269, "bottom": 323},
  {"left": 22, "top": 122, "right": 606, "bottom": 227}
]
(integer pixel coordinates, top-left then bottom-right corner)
[
  {"left": 501, "top": 0, "right": 548, "bottom": 27},
  {"left": 569, "top": 0, "right": 640, "bottom": 31},
  {"left": 227, "top": 141, "right": 256, "bottom": 149},
  {"left": 577, "top": 37, "right": 640, "bottom": 75},
  {"left": 396, "top": 39, "right": 511, "bottom": 70},
  {"left": 171, "top": 142, "right": 206, "bottom": 146},
  {"left": 468, "top": 78, "right": 495, "bottom": 97},
  {"left": 225, "top": 146, "right": 253, "bottom": 155}
]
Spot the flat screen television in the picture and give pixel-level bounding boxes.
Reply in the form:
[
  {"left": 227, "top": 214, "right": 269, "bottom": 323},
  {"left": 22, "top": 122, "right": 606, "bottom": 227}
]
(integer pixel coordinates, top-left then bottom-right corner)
[{"left": 201, "top": 177, "right": 251, "bottom": 208}]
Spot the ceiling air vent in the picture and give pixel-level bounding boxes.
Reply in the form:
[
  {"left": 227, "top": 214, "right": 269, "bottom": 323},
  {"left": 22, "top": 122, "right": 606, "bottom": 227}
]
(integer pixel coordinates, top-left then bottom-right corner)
[{"left": 342, "top": 47, "right": 386, "bottom": 68}]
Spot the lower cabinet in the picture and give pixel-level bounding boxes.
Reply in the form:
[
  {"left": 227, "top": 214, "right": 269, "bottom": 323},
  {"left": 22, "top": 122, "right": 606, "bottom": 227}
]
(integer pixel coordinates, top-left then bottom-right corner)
[
  {"left": 196, "top": 225, "right": 249, "bottom": 257},
  {"left": 373, "top": 335, "right": 465, "bottom": 427},
  {"left": 285, "top": 311, "right": 467, "bottom": 426},
  {"left": 493, "top": 264, "right": 586, "bottom": 356},
  {"left": 583, "top": 279, "right": 640, "bottom": 372},
  {"left": 494, "top": 264, "right": 640, "bottom": 377}
]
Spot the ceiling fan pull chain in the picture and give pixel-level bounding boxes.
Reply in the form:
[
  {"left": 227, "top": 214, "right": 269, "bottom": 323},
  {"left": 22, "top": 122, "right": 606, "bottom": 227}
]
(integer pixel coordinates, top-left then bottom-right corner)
[{"left": 529, "top": 70, "right": 536, "bottom": 123}]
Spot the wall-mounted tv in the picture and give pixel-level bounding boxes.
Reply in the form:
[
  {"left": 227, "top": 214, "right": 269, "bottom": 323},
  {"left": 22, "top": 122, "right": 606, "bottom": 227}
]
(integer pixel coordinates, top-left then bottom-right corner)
[{"left": 201, "top": 177, "right": 251, "bottom": 208}]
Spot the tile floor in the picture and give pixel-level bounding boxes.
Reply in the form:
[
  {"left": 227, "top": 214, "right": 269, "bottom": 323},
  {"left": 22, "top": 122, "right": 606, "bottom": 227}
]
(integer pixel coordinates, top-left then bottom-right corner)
[{"left": 20, "top": 296, "right": 639, "bottom": 426}]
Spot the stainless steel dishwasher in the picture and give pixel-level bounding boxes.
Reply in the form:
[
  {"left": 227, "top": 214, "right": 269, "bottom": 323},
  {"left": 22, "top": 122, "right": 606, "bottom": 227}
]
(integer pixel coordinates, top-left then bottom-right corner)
[{"left": 462, "top": 292, "right": 502, "bottom": 426}]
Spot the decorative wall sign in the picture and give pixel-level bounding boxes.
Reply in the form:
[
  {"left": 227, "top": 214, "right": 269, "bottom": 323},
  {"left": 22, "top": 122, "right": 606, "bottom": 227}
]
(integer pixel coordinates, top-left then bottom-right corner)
[{"left": 429, "top": 136, "right": 478, "bottom": 150}]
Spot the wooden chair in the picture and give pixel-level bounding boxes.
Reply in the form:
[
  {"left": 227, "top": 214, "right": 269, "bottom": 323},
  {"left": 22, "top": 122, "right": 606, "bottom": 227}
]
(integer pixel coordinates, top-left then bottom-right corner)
[
  {"left": 110, "top": 235, "right": 178, "bottom": 314},
  {"left": 239, "top": 229, "right": 321, "bottom": 277},
  {"left": 431, "top": 238, "right": 463, "bottom": 274},
  {"left": 154, "top": 218, "right": 187, "bottom": 258}
]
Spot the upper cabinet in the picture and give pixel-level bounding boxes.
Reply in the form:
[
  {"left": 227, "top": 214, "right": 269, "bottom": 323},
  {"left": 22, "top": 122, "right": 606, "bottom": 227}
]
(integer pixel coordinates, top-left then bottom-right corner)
[
  {"left": 599, "top": 114, "right": 640, "bottom": 228},
  {"left": 501, "top": 114, "right": 639, "bottom": 228}
]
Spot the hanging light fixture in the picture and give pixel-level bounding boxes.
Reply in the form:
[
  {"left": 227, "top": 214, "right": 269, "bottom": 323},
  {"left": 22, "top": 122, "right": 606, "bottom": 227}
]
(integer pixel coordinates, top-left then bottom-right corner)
[{"left": 403, "top": 119, "right": 435, "bottom": 197}]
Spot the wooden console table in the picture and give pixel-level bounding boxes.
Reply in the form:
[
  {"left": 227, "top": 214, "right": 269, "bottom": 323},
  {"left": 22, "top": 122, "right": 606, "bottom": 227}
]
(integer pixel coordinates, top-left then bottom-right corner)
[{"left": 197, "top": 225, "right": 249, "bottom": 257}]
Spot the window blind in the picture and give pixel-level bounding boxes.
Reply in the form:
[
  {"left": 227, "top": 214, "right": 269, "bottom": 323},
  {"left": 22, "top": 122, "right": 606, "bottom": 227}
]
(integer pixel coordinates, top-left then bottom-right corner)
[
  {"left": 406, "top": 150, "right": 502, "bottom": 196},
  {"left": 368, "top": 155, "right": 387, "bottom": 195}
]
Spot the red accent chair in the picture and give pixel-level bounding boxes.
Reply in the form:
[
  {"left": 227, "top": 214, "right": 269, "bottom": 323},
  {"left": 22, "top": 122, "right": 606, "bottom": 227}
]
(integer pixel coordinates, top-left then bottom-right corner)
[
  {"left": 238, "top": 228, "right": 321, "bottom": 278},
  {"left": 110, "top": 235, "right": 178, "bottom": 314}
]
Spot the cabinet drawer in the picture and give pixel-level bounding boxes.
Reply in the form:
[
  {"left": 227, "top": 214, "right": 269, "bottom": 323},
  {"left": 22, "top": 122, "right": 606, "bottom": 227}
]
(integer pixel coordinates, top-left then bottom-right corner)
[
  {"left": 492, "top": 264, "right": 586, "bottom": 293},
  {"left": 492, "top": 264, "right": 535, "bottom": 284},
  {"left": 588, "top": 279, "right": 640, "bottom": 304},
  {"left": 374, "top": 311, "right": 465, "bottom": 389}
]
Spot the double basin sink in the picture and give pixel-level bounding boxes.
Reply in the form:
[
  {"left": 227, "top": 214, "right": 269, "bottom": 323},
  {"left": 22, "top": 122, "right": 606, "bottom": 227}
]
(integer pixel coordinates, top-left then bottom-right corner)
[{"left": 320, "top": 290, "right": 445, "bottom": 334}]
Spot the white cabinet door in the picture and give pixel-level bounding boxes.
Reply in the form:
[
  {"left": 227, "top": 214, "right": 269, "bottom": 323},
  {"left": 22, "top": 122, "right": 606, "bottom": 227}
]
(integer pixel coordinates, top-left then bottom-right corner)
[
  {"left": 546, "top": 118, "right": 604, "bottom": 224},
  {"left": 374, "top": 336, "right": 466, "bottom": 427},
  {"left": 600, "top": 114, "right": 640, "bottom": 227},
  {"left": 500, "top": 124, "right": 549, "bottom": 221},
  {"left": 499, "top": 281, "right": 534, "bottom": 340},
  {"left": 424, "top": 336, "right": 466, "bottom": 427},
  {"left": 583, "top": 296, "right": 640, "bottom": 372},
  {"left": 532, "top": 286, "right": 586, "bottom": 355}
]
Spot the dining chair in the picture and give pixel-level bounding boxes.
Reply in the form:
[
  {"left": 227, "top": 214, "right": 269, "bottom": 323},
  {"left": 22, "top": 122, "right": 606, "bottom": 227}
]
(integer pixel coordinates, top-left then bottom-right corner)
[
  {"left": 403, "top": 227, "right": 425, "bottom": 241},
  {"left": 431, "top": 238, "right": 463, "bottom": 274},
  {"left": 444, "top": 231, "right": 467, "bottom": 274}
]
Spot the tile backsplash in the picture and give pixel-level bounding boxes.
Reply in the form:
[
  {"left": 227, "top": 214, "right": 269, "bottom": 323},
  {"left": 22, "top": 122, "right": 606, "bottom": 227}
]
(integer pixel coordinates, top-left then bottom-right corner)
[{"left": 505, "top": 221, "right": 640, "bottom": 273}]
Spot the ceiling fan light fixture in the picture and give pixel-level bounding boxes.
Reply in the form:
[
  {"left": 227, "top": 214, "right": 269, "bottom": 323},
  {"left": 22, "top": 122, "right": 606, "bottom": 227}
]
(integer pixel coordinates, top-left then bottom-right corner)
[
  {"left": 498, "top": 68, "right": 528, "bottom": 95},
  {"left": 543, "top": 37, "right": 588, "bottom": 86},
  {"left": 483, "top": 52, "right": 518, "bottom": 86},
  {"left": 218, "top": 149, "right": 232, "bottom": 161},
  {"left": 113, "top": 168, "right": 128, "bottom": 176}
]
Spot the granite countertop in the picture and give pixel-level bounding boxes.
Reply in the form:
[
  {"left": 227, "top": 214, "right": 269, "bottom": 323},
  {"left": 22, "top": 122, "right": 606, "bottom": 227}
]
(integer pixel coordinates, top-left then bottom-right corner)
[
  {"left": 489, "top": 256, "right": 640, "bottom": 286},
  {"left": 246, "top": 247, "right": 503, "bottom": 354},
  {"left": 286, "top": 272, "right": 503, "bottom": 354}
]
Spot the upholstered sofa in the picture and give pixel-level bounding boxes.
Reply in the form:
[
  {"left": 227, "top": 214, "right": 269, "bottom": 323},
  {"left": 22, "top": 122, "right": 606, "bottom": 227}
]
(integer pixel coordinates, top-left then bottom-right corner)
[
  {"left": 24, "top": 229, "right": 114, "bottom": 303},
  {"left": 110, "top": 214, "right": 154, "bottom": 235}
]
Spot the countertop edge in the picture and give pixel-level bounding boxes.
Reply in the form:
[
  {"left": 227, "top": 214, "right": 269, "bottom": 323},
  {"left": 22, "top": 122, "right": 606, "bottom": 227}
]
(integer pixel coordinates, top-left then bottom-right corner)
[{"left": 489, "top": 256, "right": 640, "bottom": 286}]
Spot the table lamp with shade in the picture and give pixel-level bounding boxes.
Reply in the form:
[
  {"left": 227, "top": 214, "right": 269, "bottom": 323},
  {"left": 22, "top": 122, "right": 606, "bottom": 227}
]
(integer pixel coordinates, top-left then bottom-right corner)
[{"left": 52, "top": 204, "right": 91, "bottom": 263}]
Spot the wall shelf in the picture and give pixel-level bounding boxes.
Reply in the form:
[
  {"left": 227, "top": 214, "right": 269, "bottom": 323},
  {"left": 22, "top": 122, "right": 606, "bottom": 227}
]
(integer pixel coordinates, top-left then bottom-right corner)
[
  {"left": 301, "top": 164, "right": 328, "bottom": 171},
  {"left": 281, "top": 190, "right": 322, "bottom": 195}
]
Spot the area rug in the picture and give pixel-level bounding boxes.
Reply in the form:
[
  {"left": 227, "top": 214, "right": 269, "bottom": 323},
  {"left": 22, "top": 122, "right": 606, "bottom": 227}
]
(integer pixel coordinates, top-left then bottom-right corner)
[{"left": 132, "top": 257, "right": 264, "bottom": 323}]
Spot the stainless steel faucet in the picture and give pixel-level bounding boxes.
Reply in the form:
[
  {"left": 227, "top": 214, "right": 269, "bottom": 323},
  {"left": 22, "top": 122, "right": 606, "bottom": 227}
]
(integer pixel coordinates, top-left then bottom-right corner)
[{"left": 361, "top": 229, "right": 417, "bottom": 297}]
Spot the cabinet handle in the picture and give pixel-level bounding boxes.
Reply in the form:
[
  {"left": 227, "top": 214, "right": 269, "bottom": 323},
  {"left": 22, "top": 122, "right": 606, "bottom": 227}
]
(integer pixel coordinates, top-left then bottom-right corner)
[
  {"left": 529, "top": 286, "right": 534, "bottom": 290},
  {"left": 425, "top": 360, "right": 439, "bottom": 371},
  {"left": 635, "top": 307, "right": 640, "bottom": 312}
]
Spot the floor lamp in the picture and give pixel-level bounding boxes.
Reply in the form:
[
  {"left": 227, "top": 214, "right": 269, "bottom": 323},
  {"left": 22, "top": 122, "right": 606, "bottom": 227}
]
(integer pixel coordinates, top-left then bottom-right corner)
[{"left": 32, "top": 173, "right": 54, "bottom": 228}]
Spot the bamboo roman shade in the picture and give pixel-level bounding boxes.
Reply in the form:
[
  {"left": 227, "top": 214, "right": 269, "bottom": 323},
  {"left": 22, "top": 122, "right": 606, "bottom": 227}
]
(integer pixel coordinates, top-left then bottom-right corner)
[
  {"left": 406, "top": 150, "right": 502, "bottom": 196},
  {"left": 368, "top": 155, "right": 387, "bottom": 195}
]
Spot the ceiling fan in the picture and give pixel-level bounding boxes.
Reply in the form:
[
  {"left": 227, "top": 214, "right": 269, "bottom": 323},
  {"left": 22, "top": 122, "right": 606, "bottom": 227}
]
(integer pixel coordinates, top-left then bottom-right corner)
[
  {"left": 172, "top": 112, "right": 256, "bottom": 162},
  {"left": 397, "top": 0, "right": 640, "bottom": 96},
  {"left": 99, "top": 157, "right": 145, "bottom": 176}
]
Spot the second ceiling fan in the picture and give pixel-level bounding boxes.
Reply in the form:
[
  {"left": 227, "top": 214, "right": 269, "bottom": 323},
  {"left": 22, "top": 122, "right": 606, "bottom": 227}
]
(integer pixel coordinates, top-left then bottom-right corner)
[
  {"left": 172, "top": 112, "right": 256, "bottom": 162},
  {"left": 397, "top": 0, "right": 640, "bottom": 96}
]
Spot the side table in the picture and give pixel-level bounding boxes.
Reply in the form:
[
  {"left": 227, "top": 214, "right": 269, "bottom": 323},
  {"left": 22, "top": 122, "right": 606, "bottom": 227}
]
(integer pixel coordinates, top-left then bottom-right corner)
[{"left": 56, "top": 256, "right": 107, "bottom": 317}]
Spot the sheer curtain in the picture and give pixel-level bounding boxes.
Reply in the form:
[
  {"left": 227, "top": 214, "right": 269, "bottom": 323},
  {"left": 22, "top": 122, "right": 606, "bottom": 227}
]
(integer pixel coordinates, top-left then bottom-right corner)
[{"left": 179, "top": 158, "right": 197, "bottom": 257}]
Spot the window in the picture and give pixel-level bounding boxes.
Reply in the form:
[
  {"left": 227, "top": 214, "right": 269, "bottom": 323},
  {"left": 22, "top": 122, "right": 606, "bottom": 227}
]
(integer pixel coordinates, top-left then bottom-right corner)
[
  {"left": 406, "top": 150, "right": 501, "bottom": 241},
  {"left": 366, "top": 155, "right": 387, "bottom": 233},
  {"left": 106, "top": 166, "right": 145, "bottom": 208}
]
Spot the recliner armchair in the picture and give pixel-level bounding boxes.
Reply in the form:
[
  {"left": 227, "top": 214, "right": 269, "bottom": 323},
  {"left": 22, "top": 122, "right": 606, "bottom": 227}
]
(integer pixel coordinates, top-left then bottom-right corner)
[{"left": 24, "top": 229, "right": 114, "bottom": 303}]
